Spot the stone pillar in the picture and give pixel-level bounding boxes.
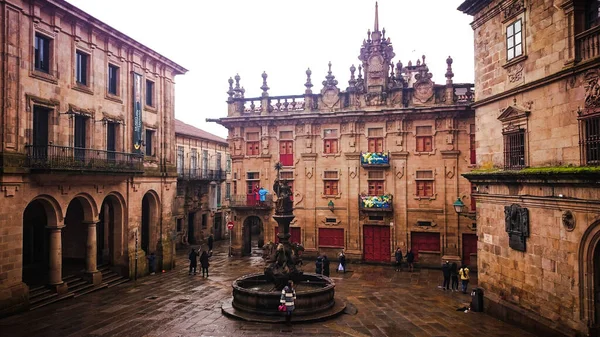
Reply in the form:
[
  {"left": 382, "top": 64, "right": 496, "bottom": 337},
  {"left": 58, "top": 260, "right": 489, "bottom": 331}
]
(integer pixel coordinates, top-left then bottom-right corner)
[
  {"left": 84, "top": 221, "right": 102, "bottom": 285},
  {"left": 47, "top": 225, "right": 68, "bottom": 294}
]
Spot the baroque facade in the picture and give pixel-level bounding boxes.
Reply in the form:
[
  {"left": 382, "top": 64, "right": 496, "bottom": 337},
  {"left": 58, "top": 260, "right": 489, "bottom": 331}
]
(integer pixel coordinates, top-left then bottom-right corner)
[
  {"left": 210, "top": 7, "right": 477, "bottom": 266},
  {"left": 173, "top": 119, "right": 229, "bottom": 248},
  {"left": 0, "top": 0, "right": 186, "bottom": 315},
  {"left": 459, "top": 0, "right": 600, "bottom": 336}
]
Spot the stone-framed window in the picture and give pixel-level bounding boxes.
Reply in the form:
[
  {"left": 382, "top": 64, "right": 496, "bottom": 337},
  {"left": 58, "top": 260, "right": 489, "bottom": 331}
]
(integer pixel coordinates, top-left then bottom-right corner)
[
  {"left": 146, "top": 79, "right": 155, "bottom": 107},
  {"left": 415, "top": 170, "right": 434, "bottom": 198},
  {"left": 176, "top": 146, "right": 184, "bottom": 175},
  {"left": 145, "top": 129, "right": 156, "bottom": 157},
  {"left": 503, "top": 129, "right": 526, "bottom": 169},
  {"left": 506, "top": 19, "right": 523, "bottom": 62},
  {"left": 225, "top": 182, "right": 231, "bottom": 200},
  {"left": 34, "top": 33, "right": 52, "bottom": 73},
  {"left": 75, "top": 50, "right": 90, "bottom": 86},
  {"left": 367, "top": 127, "right": 384, "bottom": 152},
  {"left": 246, "top": 132, "right": 259, "bottom": 156},
  {"left": 323, "top": 170, "right": 339, "bottom": 196},
  {"left": 190, "top": 148, "right": 198, "bottom": 177},
  {"left": 367, "top": 170, "right": 384, "bottom": 196},
  {"left": 580, "top": 114, "right": 600, "bottom": 165},
  {"left": 279, "top": 130, "right": 294, "bottom": 166},
  {"left": 108, "top": 64, "right": 120, "bottom": 96},
  {"left": 586, "top": 0, "right": 600, "bottom": 29},
  {"left": 416, "top": 126, "right": 433, "bottom": 152},
  {"left": 323, "top": 128, "right": 339, "bottom": 154}
]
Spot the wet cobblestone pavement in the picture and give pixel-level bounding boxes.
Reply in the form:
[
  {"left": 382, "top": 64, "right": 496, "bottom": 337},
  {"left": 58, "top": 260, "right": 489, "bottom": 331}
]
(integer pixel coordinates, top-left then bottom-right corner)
[{"left": 0, "top": 241, "right": 536, "bottom": 337}]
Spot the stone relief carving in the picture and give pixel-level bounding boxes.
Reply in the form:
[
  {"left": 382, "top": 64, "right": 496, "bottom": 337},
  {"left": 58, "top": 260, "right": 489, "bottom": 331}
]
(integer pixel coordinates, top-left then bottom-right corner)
[
  {"left": 413, "top": 66, "right": 434, "bottom": 104},
  {"left": 295, "top": 124, "right": 304, "bottom": 135},
  {"left": 504, "top": 204, "right": 529, "bottom": 252},
  {"left": 446, "top": 166, "right": 455, "bottom": 179},
  {"left": 562, "top": 210, "right": 576, "bottom": 232},
  {"left": 503, "top": 0, "right": 525, "bottom": 21},
  {"left": 508, "top": 64, "right": 524, "bottom": 82},
  {"left": 305, "top": 167, "right": 313, "bottom": 179},
  {"left": 584, "top": 70, "right": 600, "bottom": 111},
  {"left": 395, "top": 166, "right": 404, "bottom": 179}
]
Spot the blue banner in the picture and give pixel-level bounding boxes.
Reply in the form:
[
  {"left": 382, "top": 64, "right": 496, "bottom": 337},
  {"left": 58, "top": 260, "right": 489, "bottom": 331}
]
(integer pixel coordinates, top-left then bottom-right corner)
[{"left": 132, "top": 73, "right": 143, "bottom": 153}]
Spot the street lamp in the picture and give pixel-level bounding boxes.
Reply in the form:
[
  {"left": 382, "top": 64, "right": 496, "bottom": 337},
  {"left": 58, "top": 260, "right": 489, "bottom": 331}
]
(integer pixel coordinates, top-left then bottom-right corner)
[
  {"left": 328, "top": 200, "right": 335, "bottom": 212},
  {"left": 453, "top": 197, "right": 466, "bottom": 214}
]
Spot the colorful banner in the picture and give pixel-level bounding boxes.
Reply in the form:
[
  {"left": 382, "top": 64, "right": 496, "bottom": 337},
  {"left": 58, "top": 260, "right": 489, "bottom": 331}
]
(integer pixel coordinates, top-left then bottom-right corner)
[{"left": 132, "top": 73, "right": 143, "bottom": 153}]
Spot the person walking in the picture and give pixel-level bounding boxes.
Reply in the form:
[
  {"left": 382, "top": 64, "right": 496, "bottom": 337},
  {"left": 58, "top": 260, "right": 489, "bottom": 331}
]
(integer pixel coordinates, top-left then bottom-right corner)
[
  {"left": 406, "top": 249, "right": 415, "bottom": 272},
  {"left": 200, "top": 250, "right": 210, "bottom": 278},
  {"left": 450, "top": 262, "right": 459, "bottom": 292},
  {"left": 280, "top": 280, "right": 296, "bottom": 327},
  {"left": 188, "top": 248, "right": 199, "bottom": 275},
  {"left": 207, "top": 234, "right": 214, "bottom": 252},
  {"left": 442, "top": 261, "right": 451, "bottom": 290},
  {"left": 459, "top": 264, "right": 470, "bottom": 294},
  {"left": 394, "top": 247, "right": 403, "bottom": 271},
  {"left": 147, "top": 252, "right": 156, "bottom": 275},
  {"left": 338, "top": 250, "right": 346, "bottom": 273},
  {"left": 315, "top": 254, "right": 323, "bottom": 275},
  {"left": 322, "top": 255, "right": 330, "bottom": 277}
]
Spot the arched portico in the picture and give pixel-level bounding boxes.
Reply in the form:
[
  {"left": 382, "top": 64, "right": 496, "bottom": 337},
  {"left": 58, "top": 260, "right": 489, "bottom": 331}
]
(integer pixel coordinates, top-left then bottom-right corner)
[
  {"left": 242, "top": 216, "right": 263, "bottom": 256},
  {"left": 141, "top": 191, "right": 160, "bottom": 255},
  {"left": 579, "top": 219, "right": 600, "bottom": 331},
  {"left": 98, "top": 193, "right": 126, "bottom": 269},
  {"left": 63, "top": 194, "right": 100, "bottom": 283}
]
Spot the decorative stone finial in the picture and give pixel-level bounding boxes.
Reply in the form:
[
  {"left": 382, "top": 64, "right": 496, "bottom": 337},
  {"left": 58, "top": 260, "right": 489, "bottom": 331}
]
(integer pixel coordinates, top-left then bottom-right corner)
[
  {"left": 422, "top": 55, "right": 426, "bottom": 65},
  {"left": 227, "top": 77, "right": 234, "bottom": 99},
  {"left": 322, "top": 62, "right": 338, "bottom": 89},
  {"left": 261, "top": 71, "right": 269, "bottom": 97},
  {"left": 445, "top": 56, "right": 454, "bottom": 84},
  {"left": 374, "top": 2, "right": 379, "bottom": 32},
  {"left": 358, "top": 65, "right": 363, "bottom": 80},
  {"left": 349, "top": 64, "right": 357, "bottom": 88},
  {"left": 304, "top": 68, "right": 313, "bottom": 94},
  {"left": 382, "top": 27, "right": 386, "bottom": 40}
]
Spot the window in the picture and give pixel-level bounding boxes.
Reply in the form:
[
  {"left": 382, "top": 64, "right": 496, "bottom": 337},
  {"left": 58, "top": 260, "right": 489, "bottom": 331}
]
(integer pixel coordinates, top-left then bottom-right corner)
[
  {"left": 233, "top": 181, "right": 237, "bottom": 195},
  {"left": 368, "top": 128, "right": 384, "bottom": 152},
  {"left": 506, "top": 19, "right": 523, "bottom": 61},
  {"left": 318, "top": 228, "right": 344, "bottom": 248},
  {"left": 416, "top": 170, "right": 434, "bottom": 197},
  {"left": 586, "top": 0, "right": 600, "bottom": 29},
  {"left": 190, "top": 149, "right": 198, "bottom": 176},
  {"left": 177, "top": 146, "right": 184, "bottom": 175},
  {"left": 583, "top": 115, "right": 600, "bottom": 165},
  {"left": 469, "top": 124, "right": 476, "bottom": 165},
  {"left": 34, "top": 34, "right": 51, "bottom": 73},
  {"left": 323, "top": 129, "right": 338, "bottom": 154},
  {"left": 216, "top": 152, "right": 222, "bottom": 171},
  {"left": 202, "top": 150, "right": 208, "bottom": 175},
  {"left": 76, "top": 50, "right": 89, "bottom": 85},
  {"left": 145, "top": 129, "right": 155, "bottom": 156},
  {"left": 246, "top": 132, "right": 259, "bottom": 155},
  {"left": 226, "top": 154, "right": 231, "bottom": 172},
  {"left": 416, "top": 126, "right": 433, "bottom": 152},
  {"left": 325, "top": 218, "right": 337, "bottom": 223},
  {"left": 280, "top": 131, "right": 294, "bottom": 166},
  {"left": 247, "top": 172, "right": 260, "bottom": 180},
  {"left": 369, "top": 215, "right": 384, "bottom": 221},
  {"left": 226, "top": 182, "right": 231, "bottom": 199},
  {"left": 108, "top": 64, "right": 119, "bottom": 95},
  {"left": 417, "top": 221, "right": 432, "bottom": 227},
  {"left": 471, "top": 183, "right": 477, "bottom": 212},
  {"left": 368, "top": 181, "right": 384, "bottom": 196},
  {"left": 503, "top": 130, "right": 526, "bottom": 169},
  {"left": 323, "top": 170, "right": 339, "bottom": 196},
  {"left": 217, "top": 185, "right": 222, "bottom": 206},
  {"left": 146, "top": 80, "right": 154, "bottom": 106}
]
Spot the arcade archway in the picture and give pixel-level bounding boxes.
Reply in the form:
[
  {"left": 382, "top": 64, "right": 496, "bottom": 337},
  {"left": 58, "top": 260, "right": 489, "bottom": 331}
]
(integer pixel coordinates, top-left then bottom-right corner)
[
  {"left": 243, "top": 216, "right": 263, "bottom": 256},
  {"left": 141, "top": 192, "right": 159, "bottom": 255}
]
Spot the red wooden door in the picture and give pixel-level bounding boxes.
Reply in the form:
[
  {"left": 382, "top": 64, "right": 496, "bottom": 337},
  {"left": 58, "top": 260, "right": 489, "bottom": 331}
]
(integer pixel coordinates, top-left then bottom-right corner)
[
  {"left": 462, "top": 233, "right": 478, "bottom": 266},
  {"left": 410, "top": 232, "right": 440, "bottom": 262},
  {"left": 279, "top": 141, "right": 294, "bottom": 166},
  {"left": 275, "top": 227, "right": 301, "bottom": 244},
  {"left": 363, "top": 225, "right": 390, "bottom": 262},
  {"left": 246, "top": 181, "right": 259, "bottom": 206}
]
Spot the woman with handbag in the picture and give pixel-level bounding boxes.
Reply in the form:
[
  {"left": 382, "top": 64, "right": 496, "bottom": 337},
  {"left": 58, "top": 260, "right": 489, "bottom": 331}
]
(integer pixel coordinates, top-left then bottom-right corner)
[{"left": 280, "top": 280, "right": 296, "bottom": 326}]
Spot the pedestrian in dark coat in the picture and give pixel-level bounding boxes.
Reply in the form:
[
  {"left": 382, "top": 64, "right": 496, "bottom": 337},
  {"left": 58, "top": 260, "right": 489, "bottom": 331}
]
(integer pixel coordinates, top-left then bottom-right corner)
[
  {"left": 315, "top": 255, "right": 323, "bottom": 274},
  {"left": 338, "top": 250, "right": 346, "bottom": 273},
  {"left": 394, "top": 247, "right": 403, "bottom": 271},
  {"left": 147, "top": 252, "right": 156, "bottom": 275},
  {"left": 322, "top": 255, "right": 330, "bottom": 277},
  {"left": 406, "top": 249, "right": 415, "bottom": 272},
  {"left": 188, "top": 248, "right": 199, "bottom": 275},
  {"left": 442, "top": 261, "right": 451, "bottom": 290},
  {"left": 200, "top": 250, "right": 210, "bottom": 277},
  {"left": 207, "top": 234, "right": 214, "bottom": 252},
  {"left": 450, "top": 262, "right": 459, "bottom": 291}
]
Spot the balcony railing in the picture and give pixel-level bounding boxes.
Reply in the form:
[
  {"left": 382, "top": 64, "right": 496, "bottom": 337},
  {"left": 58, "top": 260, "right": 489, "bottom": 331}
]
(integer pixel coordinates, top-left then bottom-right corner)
[
  {"left": 25, "top": 145, "right": 143, "bottom": 173},
  {"left": 576, "top": 25, "right": 600, "bottom": 63},
  {"left": 359, "top": 194, "right": 393, "bottom": 212},
  {"left": 177, "top": 168, "right": 226, "bottom": 181},
  {"left": 361, "top": 152, "right": 390, "bottom": 167},
  {"left": 228, "top": 194, "right": 273, "bottom": 209}
]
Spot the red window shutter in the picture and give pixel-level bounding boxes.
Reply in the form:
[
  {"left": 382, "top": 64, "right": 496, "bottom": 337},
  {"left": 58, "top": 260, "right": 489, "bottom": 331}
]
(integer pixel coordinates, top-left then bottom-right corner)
[
  {"left": 424, "top": 137, "right": 432, "bottom": 152},
  {"left": 470, "top": 134, "right": 476, "bottom": 165},
  {"left": 416, "top": 137, "right": 423, "bottom": 152},
  {"left": 376, "top": 138, "right": 383, "bottom": 152},
  {"left": 331, "top": 140, "right": 338, "bottom": 153},
  {"left": 368, "top": 139, "right": 375, "bottom": 152},
  {"left": 332, "top": 181, "right": 338, "bottom": 195}
]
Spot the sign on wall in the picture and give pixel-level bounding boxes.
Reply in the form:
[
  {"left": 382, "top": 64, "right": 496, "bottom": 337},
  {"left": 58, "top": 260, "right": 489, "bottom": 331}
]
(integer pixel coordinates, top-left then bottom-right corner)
[{"left": 133, "top": 72, "right": 143, "bottom": 153}]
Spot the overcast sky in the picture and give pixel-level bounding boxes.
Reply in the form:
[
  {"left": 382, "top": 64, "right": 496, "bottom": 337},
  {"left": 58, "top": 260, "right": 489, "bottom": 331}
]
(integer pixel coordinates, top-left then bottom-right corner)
[{"left": 66, "top": 0, "right": 474, "bottom": 138}]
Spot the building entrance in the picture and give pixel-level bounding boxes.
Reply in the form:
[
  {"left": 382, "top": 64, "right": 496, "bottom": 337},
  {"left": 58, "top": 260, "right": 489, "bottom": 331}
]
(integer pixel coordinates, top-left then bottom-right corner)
[
  {"left": 363, "top": 225, "right": 390, "bottom": 262},
  {"left": 243, "top": 216, "right": 262, "bottom": 256},
  {"left": 22, "top": 200, "right": 50, "bottom": 286}
]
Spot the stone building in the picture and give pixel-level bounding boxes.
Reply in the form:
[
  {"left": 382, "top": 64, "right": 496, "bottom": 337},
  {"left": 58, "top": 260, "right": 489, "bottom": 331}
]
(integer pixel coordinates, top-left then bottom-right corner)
[
  {"left": 0, "top": 0, "right": 186, "bottom": 315},
  {"left": 459, "top": 0, "right": 600, "bottom": 335},
  {"left": 210, "top": 6, "right": 477, "bottom": 266},
  {"left": 173, "top": 119, "right": 229, "bottom": 248}
]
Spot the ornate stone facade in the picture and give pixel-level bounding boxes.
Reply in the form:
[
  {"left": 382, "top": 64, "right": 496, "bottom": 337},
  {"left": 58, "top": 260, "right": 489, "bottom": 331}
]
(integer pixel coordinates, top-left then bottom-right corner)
[
  {"left": 0, "top": 0, "right": 186, "bottom": 315},
  {"left": 459, "top": 0, "right": 600, "bottom": 335},
  {"left": 210, "top": 5, "right": 476, "bottom": 270}
]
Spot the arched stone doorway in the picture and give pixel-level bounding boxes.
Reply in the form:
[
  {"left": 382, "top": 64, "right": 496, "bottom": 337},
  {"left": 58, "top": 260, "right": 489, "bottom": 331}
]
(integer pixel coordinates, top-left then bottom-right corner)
[
  {"left": 98, "top": 194, "right": 124, "bottom": 267},
  {"left": 22, "top": 196, "right": 62, "bottom": 288},
  {"left": 62, "top": 195, "right": 97, "bottom": 277},
  {"left": 141, "top": 192, "right": 159, "bottom": 255},
  {"left": 243, "top": 216, "right": 263, "bottom": 256},
  {"left": 579, "top": 219, "right": 600, "bottom": 332}
]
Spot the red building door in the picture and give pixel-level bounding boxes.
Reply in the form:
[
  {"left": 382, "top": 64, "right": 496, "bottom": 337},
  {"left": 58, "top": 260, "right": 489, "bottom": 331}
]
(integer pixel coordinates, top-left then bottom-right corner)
[
  {"left": 279, "top": 141, "right": 293, "bottom": 166},
  {"left": 363, "top": 225, "right": 391, "bottom": 262},
  {"left": 246, "top": 181, "right": 259, "bottom": 206},
  {"left": 275, "top": 227, "right": 301, "bottom": 244},
  {"left": 462, "top": 233, "right": 478, "bottom": 266},
  {"left": 410, "top": 232, "right": 440, "bottom": 262}
]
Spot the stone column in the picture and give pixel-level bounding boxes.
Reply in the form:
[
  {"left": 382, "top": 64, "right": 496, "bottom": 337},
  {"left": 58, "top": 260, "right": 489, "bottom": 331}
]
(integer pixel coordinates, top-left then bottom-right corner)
[
  {"left": 46, "top": 225, "right": 68, "bottom": 294},
  {"left": 84, "top": 221, "right": 102, "bottom": 285}
]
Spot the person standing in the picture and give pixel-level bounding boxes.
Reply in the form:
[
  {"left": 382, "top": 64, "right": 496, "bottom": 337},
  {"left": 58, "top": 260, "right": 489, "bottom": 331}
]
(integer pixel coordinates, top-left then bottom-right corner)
[
  {"left": 188, "top": 248, "right": 199, "bottom": 275},
  {"left": 259, "top": 187, "right": 268, "bottom": 206},
  {"left": 147, "top": 252, "right": 156, "bottom": 275},
  {"left": 442, "top": 261, "right": 451, "bottom": 290},
  {"left": 280, "top": 280, "right": 296, "bottom": 327},
  {"left": 394, "top": 247, "right": 403, "bottom": 272},
  {"left": 207, "top": 234, "right": 214, "bottom": 252},
  {"left": 200, "top": 250, "right": 210, "bottom": 278},
  {"left": 322, "top": 255, "right": 330, "bottom": 277},
  {"left": 450, "top": 262, "right": 459, "bottom": 292},
  {"left": 338, "top": 250, "right": 346, "bottom": 273},
  {"left": 459, "top": 264, "right": 470, "bottom": 294},
  {"left": 253, "top": 186, "right": 260, "bottom": 206},
  {"left": 406, "top": 249, "right": 415, "bottom": 272},
  {"left": 315, "top": 254, "right": 323, "bottom": 275}
]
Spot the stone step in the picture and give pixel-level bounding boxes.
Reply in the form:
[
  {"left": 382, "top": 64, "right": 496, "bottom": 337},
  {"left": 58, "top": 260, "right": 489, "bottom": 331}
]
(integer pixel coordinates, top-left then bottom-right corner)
[
  {"left": 66, "top": 279, "right": 87, "bottom": 289},
  {"left": 29, "top": 286, "right": 51, "bottom": 298},
  {"left": 73, "top": 284, "right": 107, "bottom": 298},
  {"left": 29, "top": 291, "right": 58, "bottom": 305},
  {"left": 69, "top": 282, "right": 94, "bottom": 294},
  {"left": 106, "top": 278, "right": 129, "bottom": 288},
  {"left": 29, "top": 293, "right": 74, "bottom": 311},
  {"left": 102, "top": 274, "right": 122, "bottom": 284}
]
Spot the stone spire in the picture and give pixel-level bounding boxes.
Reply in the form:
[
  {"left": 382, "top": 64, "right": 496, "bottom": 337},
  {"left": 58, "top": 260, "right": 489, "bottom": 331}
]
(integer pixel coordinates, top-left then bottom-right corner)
[
  {"left": 304, "top": 68, "right": 313, "bottom": 94},
  {"left": 374, "top": 1, "right": 379, "bottom": 32},
  {"left": 261, "top": 71, "right": 269, "bottom": 97}
]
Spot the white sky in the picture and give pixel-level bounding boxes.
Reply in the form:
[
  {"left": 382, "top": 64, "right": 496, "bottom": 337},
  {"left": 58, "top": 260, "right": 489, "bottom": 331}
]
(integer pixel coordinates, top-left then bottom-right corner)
[{"left": 66, "top": 0, "right": 474, "bottom": 139}]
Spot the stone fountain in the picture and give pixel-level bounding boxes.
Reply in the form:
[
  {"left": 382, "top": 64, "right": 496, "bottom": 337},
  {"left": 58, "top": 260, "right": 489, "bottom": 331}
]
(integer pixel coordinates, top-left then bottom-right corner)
[{"left": 222, "top": 163, "right": 346, "bottom": 323}]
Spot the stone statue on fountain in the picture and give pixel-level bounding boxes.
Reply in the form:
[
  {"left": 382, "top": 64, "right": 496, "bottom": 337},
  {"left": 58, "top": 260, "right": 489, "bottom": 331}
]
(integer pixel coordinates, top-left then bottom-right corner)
[{"left": 263, "top": 162, "right": 304, "bottom": 289}]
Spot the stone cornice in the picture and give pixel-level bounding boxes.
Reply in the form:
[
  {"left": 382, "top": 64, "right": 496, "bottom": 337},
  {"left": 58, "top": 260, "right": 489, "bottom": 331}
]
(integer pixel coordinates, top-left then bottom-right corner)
[{"left": 462, "top": 170, "right": 600, "bottom": 185}]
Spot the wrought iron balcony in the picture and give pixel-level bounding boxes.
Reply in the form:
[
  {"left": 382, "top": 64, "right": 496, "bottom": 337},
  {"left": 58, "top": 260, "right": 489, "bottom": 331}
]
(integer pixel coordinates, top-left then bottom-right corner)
[
  {"left": 177, "top": 168, "right": 226, "bottom": 181},
  {"left": 228, "top": 195, "right": 273, "bottom": 210},
  {"left": 576, "top": 25, "right": 600, "bottom": 63},
  {"left": 25, "top": 145, "right": 143, "bottom": 173},
  {"left": 359, "top": 194, "right": 393, "bottom": 212},
  {"left": 360, "top": 152, "right": 390, "bottom": 167}
]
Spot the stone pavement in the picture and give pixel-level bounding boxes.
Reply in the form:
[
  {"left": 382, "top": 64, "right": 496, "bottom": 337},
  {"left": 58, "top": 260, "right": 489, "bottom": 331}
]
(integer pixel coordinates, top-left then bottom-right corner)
[{"left": 0, "top": 241, "right": 536, "bottom": 337}]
